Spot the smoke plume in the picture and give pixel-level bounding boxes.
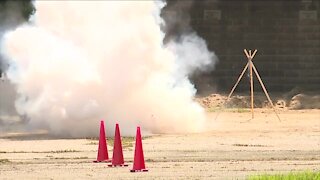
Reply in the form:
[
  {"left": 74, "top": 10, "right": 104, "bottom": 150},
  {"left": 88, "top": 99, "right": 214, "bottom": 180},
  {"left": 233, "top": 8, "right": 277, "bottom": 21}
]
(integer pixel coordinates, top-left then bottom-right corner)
[
  {"left": 0, "top": 1, "right": 33, "bottom": 131},
  {"left": 0, "top": 1, "right": 216, "bottom": 137}
]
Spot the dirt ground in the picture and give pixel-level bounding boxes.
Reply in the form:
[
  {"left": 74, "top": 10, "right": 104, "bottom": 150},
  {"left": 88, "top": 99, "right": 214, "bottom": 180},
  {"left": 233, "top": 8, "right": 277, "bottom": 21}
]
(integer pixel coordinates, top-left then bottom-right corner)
[{"left": 0, "top": 105, "right": 319, "bottom": 179}]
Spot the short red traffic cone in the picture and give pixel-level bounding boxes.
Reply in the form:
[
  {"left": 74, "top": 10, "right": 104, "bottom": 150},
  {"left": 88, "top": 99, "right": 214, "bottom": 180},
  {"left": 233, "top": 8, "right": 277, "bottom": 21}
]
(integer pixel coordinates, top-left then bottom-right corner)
[
  {"left": 130, "top": 126, "right": 148, "bottom": 172},
  {"left": 108, "top": 123, "right": 128, "bottom": 167},
  {"left": 93, "top": 120, "right": 111, "bottom": 163}
]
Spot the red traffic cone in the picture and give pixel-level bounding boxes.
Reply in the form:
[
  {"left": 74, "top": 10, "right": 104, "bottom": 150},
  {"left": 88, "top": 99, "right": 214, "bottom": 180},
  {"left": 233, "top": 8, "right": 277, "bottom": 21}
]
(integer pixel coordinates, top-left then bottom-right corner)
[
  {"left": 108, "top": 123, "right": 128, "bottom": 167},
  {"left": 130, "top": 126, "right": 148, "bottom": 172},
  {"left": 93, "top": 120, "right": 111, "bottom": 163}
]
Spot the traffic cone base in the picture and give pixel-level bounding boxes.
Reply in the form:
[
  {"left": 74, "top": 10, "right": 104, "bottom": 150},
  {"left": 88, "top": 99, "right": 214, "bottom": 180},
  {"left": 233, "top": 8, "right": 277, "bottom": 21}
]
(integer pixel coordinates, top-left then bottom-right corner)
[
  {"left": 130, "top": 169, "right": 148, "bottom": 172},
  {"left": 108, "top": 164, "right": 128, "bottom": 167}
]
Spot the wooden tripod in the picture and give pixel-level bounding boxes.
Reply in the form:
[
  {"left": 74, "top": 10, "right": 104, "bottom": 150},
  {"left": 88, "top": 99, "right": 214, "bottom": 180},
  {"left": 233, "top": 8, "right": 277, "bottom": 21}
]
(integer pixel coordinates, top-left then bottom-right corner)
[{"left": 216, "top": 49, "right": 281, "bottom": 121}]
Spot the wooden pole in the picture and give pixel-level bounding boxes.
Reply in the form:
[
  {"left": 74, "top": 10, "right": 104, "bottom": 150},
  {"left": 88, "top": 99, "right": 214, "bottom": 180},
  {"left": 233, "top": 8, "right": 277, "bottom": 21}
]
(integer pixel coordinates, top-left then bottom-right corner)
[
  {"left": 227, "top": 62, "right": 249, "bottom": 100},
  {"left": 215, "top": 49, "right": 280, "bottom": 122},
  {"left": 214, "top": 62, "right": 249, "bottom": 121},
  {"left": 245, "top": 49, "right": 256, "bottom": 119},
  {"left": 251, "top": 49, "right": 257, "bottom": 58},
  {"left": 251, "top": 63, "right": 281, "bottom": 122},
  {"left": 214, "top": 50, "right": 251, "bottom": 121},
  {"left": 249, "top": 59, "right": 254, "bottom": 119},
  {"left": 244, "top": 49, "right": 257, "bottom": 60},
  {"left": 244, "top": 49, "right": 250, "bottom": 58}
]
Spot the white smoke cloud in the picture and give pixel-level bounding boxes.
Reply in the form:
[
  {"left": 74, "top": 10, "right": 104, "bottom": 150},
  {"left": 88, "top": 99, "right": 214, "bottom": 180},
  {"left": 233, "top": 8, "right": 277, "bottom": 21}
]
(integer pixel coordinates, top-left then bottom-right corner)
[
  {"left": 0, "top": 1, "right": 216, "bottom": 137},
  {"left": 0, "top": 1, "right": 32, "bottom": 130},
  {"left": 167, "top": 33, "right": 216, "bottom": 81}
]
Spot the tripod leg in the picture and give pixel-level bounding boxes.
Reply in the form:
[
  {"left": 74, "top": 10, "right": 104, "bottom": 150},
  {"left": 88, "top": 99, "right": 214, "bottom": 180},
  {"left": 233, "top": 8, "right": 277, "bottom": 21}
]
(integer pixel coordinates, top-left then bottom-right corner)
[
  {"left": 227, "top": 62, "right": 249, "bottom": 100},
  {"left": 244, "top": 49, "right": 250, "bottom": 58},
  {"left": 252, "top": 63, "right": 281, "bottom": 122},
  {"left": 214, "top": 62, "right": 249, "bottom": 121},
  {"left": 249, "top": 60, "right": 254, "bottom": 119},
  {"left": 244, "top": 49, "right": 258, "bottom": 60},
  {"left": 251, "top": 50, "right": 257, "bottom": 59}
]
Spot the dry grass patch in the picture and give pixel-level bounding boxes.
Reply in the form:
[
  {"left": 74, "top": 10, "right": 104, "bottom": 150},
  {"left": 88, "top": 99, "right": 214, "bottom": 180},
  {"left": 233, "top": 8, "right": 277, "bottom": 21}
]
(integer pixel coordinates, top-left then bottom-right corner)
[
  {"left": 0, "top": 159, "right": 10, "bottom": 163},
  {"left": 0, "top": 150, "right": 80, "bottom": 153}
]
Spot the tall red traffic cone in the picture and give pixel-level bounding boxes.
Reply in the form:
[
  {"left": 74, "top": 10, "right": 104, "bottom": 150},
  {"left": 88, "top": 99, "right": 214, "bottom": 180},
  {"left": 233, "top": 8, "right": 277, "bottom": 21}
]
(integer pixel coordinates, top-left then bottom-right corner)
[
  {"left": 130, "top": 126, "right": 148, "bottom": 172},
  {"left": 108, "top": 123, "right": 128, "bottom": 167},
  {"left": 93, "top": 120, "right": 111, "bottom": 163}
]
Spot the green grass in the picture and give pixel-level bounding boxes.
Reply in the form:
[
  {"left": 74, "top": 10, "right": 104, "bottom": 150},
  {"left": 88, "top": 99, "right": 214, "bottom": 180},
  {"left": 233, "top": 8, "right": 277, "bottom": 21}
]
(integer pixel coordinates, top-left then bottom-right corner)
[{"left": 247, "top": 171, "right": 320, "bottom": 180}]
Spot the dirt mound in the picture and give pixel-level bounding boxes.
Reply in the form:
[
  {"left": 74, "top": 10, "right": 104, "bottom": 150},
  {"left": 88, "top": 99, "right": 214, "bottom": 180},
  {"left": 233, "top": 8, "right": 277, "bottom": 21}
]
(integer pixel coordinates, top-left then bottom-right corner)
[
  {"left": 195, "top": 94, "right": 226, "bottom": 109},
  {"left": 289, "top": 94, "right": 320, "bottom": 110},
  {"left": 196, "top": 93, "right": 320, "bottom": 110},
  {"left": 196, "top": 94, "right": 270, "bottom": 109}
]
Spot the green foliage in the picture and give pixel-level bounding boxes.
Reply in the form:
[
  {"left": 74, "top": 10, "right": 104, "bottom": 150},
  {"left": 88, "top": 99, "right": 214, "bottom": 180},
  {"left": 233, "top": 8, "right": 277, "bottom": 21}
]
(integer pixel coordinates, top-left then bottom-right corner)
[{"left": 247, "top": 171, "right": 320, "bottom": 180}]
